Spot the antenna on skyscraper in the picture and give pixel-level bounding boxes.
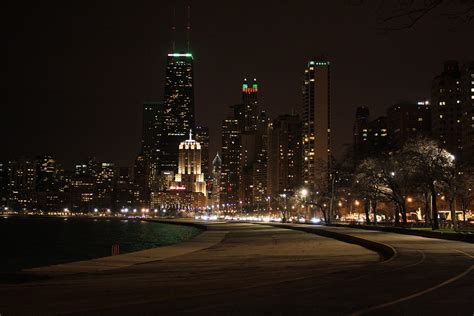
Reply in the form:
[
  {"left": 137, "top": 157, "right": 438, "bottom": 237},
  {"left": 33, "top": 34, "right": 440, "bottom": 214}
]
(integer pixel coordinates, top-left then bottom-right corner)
[
  {"left": 171, "top": 6, "right": 176, "bottom": 52},
  {"left": 186, "top": 4, "right": 191, "bottom": 52}
]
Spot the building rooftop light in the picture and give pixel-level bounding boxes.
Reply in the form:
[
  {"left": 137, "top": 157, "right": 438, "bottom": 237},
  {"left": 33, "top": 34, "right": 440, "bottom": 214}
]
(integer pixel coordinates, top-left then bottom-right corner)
[{"left": 168, "top": 53, "right": 193, "bottom": 58}]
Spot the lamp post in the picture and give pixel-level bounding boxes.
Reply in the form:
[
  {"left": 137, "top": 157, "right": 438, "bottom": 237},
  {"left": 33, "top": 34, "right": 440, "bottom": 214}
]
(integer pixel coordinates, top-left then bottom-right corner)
[{"left": 300, "top": 188, "right": 308, "bottom": 218}]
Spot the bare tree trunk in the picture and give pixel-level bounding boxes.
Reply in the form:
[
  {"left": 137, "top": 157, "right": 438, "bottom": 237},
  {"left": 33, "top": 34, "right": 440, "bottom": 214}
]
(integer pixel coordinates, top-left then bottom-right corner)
[
  {"left": 401, "top": 201, "right": 407, "bottom": 226},
  {"left": 394, "top": 202, "right": 400, "bottom": 226},
  {"left": 364, "top": 200, "right": 371, "bottom": 225},
  {"left": 373, "top": 199, "right": 378, "bottom": 225},
  {"left": 424, "top": 191, "right": 431, "bottom": 227},
  {"left": 430, "top": 183, "right": 439, "bottom": 230},
  {"left": 449, "top": 200, "right": 457, "bottom": 231}
]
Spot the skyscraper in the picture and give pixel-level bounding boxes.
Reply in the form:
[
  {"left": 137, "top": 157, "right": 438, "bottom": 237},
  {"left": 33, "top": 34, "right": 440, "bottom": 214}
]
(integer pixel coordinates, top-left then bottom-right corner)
[
  {"left": 142, "top": 102, "right": 164, "bottom": 161},
  {"left": 431, "top": 61, "right": 463, "bottom": 158},
  {"left": 387, "top": 101, "right": 431, "bottom": 149},
  {"left": 461, "top": 62, "right": 474, "bottom": 165},
  {"left": 267, "top": 114, "right": 302, "bottom": 196},
  {"left": 211, "top": 153, "right": 222, "bottom": 207},
  {"left": 220, "top": 118, "right": 240, "bottom": 208},
  {"left": 242, "top": 78, "right": 259, "bottom": 131},
  {"left": 302, "top": 60, "right": 331, "bottom": 191},
  {"left": 353, "top": 106, "right": 370, "bottom": 161},
  {"left": 195, "top": 126, "right": 210, "bottom": 177},
  {"left": 160, "top": 53, "right": 195, "bottom": 177},
  {"left": 173, "top": 130, "right": 207, "bottom": 197}
]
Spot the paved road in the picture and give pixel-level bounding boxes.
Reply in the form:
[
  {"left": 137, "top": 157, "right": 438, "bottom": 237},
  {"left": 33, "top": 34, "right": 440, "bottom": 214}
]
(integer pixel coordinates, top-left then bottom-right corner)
[{"left": 0, "top": 222, "right": 473, "bottom": 315}]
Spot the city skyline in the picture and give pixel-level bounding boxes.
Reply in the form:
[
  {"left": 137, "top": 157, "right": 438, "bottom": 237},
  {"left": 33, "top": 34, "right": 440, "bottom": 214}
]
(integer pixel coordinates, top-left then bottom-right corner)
[{"left": 4, "top": 2, "right": 473, "bottom": 166}]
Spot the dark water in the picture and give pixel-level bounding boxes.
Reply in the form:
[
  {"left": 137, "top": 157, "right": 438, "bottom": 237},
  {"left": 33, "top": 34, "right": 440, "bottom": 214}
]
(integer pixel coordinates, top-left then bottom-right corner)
[{"left": 0, "top": 217, "right": 201, "bottom": 272}]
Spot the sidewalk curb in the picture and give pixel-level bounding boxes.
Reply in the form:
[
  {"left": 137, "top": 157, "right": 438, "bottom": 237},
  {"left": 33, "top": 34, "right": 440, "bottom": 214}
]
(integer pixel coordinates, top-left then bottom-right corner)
[
  {"left": 328, "top": 223, "right": 474, "bottom": 244},
  {"left": 263, "top": 223, "right": 396, "bottom": 261}
]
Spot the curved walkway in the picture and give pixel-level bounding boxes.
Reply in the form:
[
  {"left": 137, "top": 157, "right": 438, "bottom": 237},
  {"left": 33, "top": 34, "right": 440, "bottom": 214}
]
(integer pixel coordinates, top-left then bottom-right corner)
[{"left": 0, "top": 222, "right": 472, "bottom": 315}]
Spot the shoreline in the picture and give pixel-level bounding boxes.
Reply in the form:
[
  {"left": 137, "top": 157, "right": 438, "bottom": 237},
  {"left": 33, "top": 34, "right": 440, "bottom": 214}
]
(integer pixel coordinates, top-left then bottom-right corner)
[{"left": 1, "top": 217, "right": 205, "bottom": 277}]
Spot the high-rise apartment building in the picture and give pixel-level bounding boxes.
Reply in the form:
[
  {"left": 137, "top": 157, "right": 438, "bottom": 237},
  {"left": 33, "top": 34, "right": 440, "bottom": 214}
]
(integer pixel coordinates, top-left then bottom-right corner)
[
  {"left": 387, "top": 101, "right": 431, "bottom": 149},
  {"left": 160, "top": 53, "right": 195, "bottom": 177},
  {"left": 461, "top": 62, "right": 474, "bottom": 165},
  {"left": 353, "top": 106, "right": 370, "bottom": 161},
  {"left": 220, "top": 118, "right": 240, "bottom": 208},
  {"left": 7, "top": 157, "right": 37, "bottom": 210},
  {"left": 211, "top": 153, "right": 222, "bottom": 207},
  {"left": 195, "top": 126, "right": 210, "bottom": 177},
  {"left": 431, "top": 61, "right": 464, "bottom": 158},
  {"left": 267, "top": 114, "right": 302, "bottom": 196},
  {"left": 252, "top": 111, "right": 271, "bottom": 208},
  {"left": 142, "top": 102, "right": 164, "bottom": 162},
  {"left": 302, "top": 60, "right": 331, "bottom": 191}
]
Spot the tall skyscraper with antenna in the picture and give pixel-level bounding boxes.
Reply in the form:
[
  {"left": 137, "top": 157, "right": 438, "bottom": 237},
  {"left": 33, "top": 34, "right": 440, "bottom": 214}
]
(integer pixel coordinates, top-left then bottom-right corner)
[{"left": 160, "top": 5, "right": 196, "bottom": 183}]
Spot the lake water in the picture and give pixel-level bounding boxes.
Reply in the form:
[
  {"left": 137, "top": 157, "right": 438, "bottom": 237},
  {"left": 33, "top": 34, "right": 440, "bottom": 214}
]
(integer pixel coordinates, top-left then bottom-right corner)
[{"left": 0, "top": 217, "right": 202, "bottom": 272}]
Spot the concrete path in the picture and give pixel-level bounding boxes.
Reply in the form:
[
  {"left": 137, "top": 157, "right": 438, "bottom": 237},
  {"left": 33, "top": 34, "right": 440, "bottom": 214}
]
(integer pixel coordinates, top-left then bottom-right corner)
[
  {"left": 0, "top": 222, "right": 378, "bottom": 314},
  {"left": 0, "top": 222, "right": 472, "bottom": 315},
  {"left": 24, "top": 228, "right": 228, "bottom": 276}
]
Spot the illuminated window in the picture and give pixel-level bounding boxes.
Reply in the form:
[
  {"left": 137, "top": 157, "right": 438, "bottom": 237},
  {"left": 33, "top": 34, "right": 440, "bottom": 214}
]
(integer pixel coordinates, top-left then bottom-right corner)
[{"left": 440, "top": 115, "right": 443, "bottom": 119}]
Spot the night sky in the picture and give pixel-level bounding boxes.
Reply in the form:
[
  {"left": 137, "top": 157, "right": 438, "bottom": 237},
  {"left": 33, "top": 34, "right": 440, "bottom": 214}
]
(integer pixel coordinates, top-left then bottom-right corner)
[{"left": 3, "top": 1, "right": 473, "bottom": 168}]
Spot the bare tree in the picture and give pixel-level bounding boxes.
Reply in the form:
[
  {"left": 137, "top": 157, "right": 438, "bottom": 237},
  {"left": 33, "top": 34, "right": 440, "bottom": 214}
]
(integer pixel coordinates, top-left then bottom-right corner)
[
  {"left": 353, "top": 158, "right": 387, "bottom": 224},
  {"left": 349, "top": 0, "right": 474, "bottom": 31},
  {"left": 402, "top": 137, "right": 455, "bottom": 230}
]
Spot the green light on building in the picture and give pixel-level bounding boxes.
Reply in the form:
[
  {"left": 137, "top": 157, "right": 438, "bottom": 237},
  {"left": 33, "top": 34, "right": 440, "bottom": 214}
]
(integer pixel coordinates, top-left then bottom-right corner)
[
  {"left": 168, "top": 53, "right": 193, "bottom": 58},
  {"left": 252, "top": 84, "right": 258, "bottom": 89},
  {"left": 243, "top": 84, "right": 248, "bottom": 89}
]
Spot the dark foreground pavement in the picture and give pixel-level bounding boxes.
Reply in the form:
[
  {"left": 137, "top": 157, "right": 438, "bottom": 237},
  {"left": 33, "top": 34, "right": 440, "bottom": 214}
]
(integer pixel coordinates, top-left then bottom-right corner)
[{"left": 0, "top": 222, "right": 472, "bottom": 315}]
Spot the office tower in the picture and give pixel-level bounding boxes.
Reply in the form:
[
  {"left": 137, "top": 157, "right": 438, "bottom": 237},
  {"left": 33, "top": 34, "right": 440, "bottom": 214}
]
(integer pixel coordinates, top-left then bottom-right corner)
[
  {"left": 7, "top": 157, "right": 37, "bottom": 210},
  {"left": 387, "top": 101, "right": 431, "bottom": 149},
  {"left": 142, "top": 102, "right": 164, "bottom": 162},
  {"left": 132, "top": 154, "right": 150, "bottom": 209},
  {"left": 35, "top": 155, "right": 63, "bottom": 211},
  {"left": 35, "top": 155, "right": 59, "bottom": 192},
  {"left": 367, "top": 116, "right": 390, "bottom": 153},
  {"left": 141, "top": 101, "right": 163, "bottom": 190},
  {"left": 302, "top": 60, "right": 331, "bottom": 191},
  {"left": 70, "top": 158, "right": 98, "bottom": 211},
  {"left": 113, "top": 167, "right": 132, "bottom": 211},
  {"left": 173, "top": 131, "right": 207, "bottom": 197},
  {"left": 431, "top": 61, "right": 464, "bottom": 158},
  {"left": 195, "top": 126, "right": 210, "bottom": 177},
  {"left": 252, "top": 111, "right": 271, "bottom": 209},
  {"left": 461, "top": 62, "right": 474, "bottom": 165},
  {"left": 220, "top": 118, "right": 241, "bottom": 208},
  {"left": 267, "top": 114, "right": 302, "bottom": 196},
  {"left": 353, "top": 106, "right": 370, "bottom": 161},
  {"left": 0, "top": 162, "right": 7, "bottom": 206},
  {"left": 95, "top": 162, "right": 116, "bottom": 209},
  {"left": 241, "top": 78, "right": 259, "bottom": 131},
  {"left": 211, "top": 153, "right": 222, "bottom": 207},
  {"left": 160, "top": 53, "right": 195, "bottom": 177}
]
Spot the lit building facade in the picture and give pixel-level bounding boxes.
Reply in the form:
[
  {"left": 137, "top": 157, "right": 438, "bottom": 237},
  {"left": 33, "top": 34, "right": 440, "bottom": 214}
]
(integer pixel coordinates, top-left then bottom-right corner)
[
  {"left": 387, "top": 101, "right": 431, "bottom": 149},
  {"left": 195, "top": 125, "right": 210, "bottom": 177},
  {"left": 431, "top": 61, "right": 464, "bottom": 158},
  {"left": 241, "top": 78, "right": 259, "bottom": 131},
  {"left": 173, "top": 131, "right": 207, "bottom": 197},
  {"left": 461, "top": 62, "right": 474, "bottom": 165},
  {"left": 160, "top": 53, "right": 195, "bottom": 178},
  {"left": 302, "top": 60, "right": 331, "bottom": 191},
  {"left": 353, "top": 106, "right": 370, "bottom": 161},
  {"left": 267, "top": 114, "right": 302, "bottom": 195},
  {"left": 211, "top": 153, "right": 222, "bottom": 207},
  {"left": 141, "top": 101, "right": 163, "bottom": 190},
  {"left": 220, "top": 118, "right": 241, "bottom": 207}
]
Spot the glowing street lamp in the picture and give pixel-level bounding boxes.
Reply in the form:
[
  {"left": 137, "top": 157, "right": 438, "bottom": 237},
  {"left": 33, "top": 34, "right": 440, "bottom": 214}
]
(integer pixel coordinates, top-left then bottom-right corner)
[{"left": 407, "top": 197, "right": 413, "bottom": 203}]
